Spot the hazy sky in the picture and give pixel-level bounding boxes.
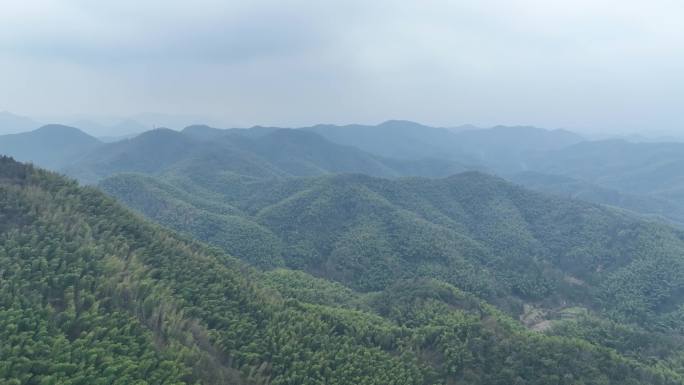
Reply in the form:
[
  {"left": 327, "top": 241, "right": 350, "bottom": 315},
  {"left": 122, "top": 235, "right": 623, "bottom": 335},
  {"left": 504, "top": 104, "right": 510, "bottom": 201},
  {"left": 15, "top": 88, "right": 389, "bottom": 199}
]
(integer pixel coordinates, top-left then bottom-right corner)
[{"left": 1, "top": 0, "right": 683, "bottom": 133}]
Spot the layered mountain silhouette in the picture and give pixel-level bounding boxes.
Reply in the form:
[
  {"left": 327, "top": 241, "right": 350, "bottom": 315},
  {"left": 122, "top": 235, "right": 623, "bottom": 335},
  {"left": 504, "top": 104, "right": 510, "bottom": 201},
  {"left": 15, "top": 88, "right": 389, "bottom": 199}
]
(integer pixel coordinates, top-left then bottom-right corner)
[{"left": 4, "top": 121, "right": 684, "bottom": 226}]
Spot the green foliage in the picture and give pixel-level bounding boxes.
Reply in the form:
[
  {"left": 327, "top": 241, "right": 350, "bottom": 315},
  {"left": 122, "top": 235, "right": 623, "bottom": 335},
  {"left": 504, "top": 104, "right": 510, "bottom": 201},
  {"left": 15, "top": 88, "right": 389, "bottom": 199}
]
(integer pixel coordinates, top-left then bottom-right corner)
[
  {"left": 5, "top": 157, "right": 684, "bottom": 384},
  {"left": 0, "top": 158, "right": 429, "bottom": 384},
  {"left": 63, "top": 127, "right": 468, "bottom": 184},
  {"left": 103, "top": 169, "right": 684, "bottom": 328},
  {"left": 519, "top": 140, "right": 684, "bottom": 226},
  {"left": 100, "top": 173, "right": 285, "bottom": 268},
  {"left": 261, "top": 269, "right": 360, "bottom": 308}
]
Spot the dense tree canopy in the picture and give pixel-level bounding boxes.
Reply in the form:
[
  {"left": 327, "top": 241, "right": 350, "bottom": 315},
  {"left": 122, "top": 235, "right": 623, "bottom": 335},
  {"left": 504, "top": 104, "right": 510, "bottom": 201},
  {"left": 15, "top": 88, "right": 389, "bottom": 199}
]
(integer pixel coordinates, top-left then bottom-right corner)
[
  {"left": 102, "top": 169, "right": 684, "bottom": 327},
  {"left": 4, "top": 156, "right": 684, "bottom": 384}
]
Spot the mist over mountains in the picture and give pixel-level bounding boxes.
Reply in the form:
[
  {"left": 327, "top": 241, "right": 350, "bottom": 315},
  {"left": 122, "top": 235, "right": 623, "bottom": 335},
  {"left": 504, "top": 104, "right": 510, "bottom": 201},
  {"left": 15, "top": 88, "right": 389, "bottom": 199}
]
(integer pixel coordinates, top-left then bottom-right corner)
[
  {"left": 0, "top": 111, "right": 41, "bottom": 135},
  {"left": 4, "top": 0, "right": 684, "bottom": 382},
  {"left": 3, "top": 118, "right": 684, "bottom": 225},
  {"left": 4, "top": 117, "right": 684, "bottom": 384}
]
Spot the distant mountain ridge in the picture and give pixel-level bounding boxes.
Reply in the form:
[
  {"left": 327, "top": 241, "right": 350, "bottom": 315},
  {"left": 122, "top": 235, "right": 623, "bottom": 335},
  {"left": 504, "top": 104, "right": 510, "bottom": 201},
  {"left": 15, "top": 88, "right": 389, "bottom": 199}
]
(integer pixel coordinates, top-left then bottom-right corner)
[
  {"left": 5, "top": 120, "right": 684, "bottom": 226},
  {"left": 304, "top": 120, "right": 585, "bottom": 170},
  {"left": 0, "top": 124, "right": 101, "bottom": 168},
  {"left": 59, "top": 126, "right": 474, "bottom": 184},
  {"left": 184, "top": 120, "right": 586, "bottom": 173},
  {"left": 0, "top": 111, "right": 41, "bottom": 135},
  {"left": 7, "top": 118, "right": 684, "bottom": 383}
]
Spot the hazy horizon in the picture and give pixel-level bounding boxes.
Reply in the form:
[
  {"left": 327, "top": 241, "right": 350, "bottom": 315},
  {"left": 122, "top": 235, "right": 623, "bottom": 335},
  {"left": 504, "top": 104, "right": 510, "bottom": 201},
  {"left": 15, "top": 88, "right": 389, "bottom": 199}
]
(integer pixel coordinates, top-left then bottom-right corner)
[
  {"left": 3, "top": 109, "right": 684, "bottom": 141},
  {"left": 2, "top": 1, "right": 684, "bottom": 136}
]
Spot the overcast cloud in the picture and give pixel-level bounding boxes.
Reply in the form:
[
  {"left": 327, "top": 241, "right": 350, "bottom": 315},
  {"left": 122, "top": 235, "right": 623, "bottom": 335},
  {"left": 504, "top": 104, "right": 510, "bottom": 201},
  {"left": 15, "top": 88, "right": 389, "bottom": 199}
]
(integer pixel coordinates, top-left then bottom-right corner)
[{"left": 1, "top": 0, "right": 683, "bottom": 133}]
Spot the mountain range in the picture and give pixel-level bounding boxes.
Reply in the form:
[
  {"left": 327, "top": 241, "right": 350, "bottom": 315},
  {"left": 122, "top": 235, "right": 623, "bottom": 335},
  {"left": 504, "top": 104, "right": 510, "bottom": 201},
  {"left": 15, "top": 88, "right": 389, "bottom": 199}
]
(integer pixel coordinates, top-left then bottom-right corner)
[
  {"left": 100, "top": 169, "right": 684, "bottom": 326},
  {"left": 3, "top": 154, "right": 684, "bottom": 384},
  {"left": 4, "top": 118, "right": 684, "bottom": 383},
  {"left": 4, "top": 120, "right": 684, "bottom": 226}
]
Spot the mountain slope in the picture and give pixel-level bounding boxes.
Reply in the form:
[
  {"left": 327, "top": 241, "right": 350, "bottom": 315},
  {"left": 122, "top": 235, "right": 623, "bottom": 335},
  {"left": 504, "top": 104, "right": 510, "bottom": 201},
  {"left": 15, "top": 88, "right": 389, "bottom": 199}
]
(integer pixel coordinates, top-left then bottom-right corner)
[
  {"left": 304, "top": 121, "right": 584, "bottom": 170},
  {"left": 3, "top": 155, "right": 684, "bottom": 385},
  {"left": 63, "top": 128, "right": 472, "bottom": 184},
  {"left": 175, "top": 125, "right": 684, "bottom": 228},
  {"left": 531, "top": 139, "right": 684, "bottom": 194},
  {"left": 305, "top": 120, "right": 467, "bottom": 161},
  {"left": 63, "top": 128, "right": 201, "bottom": 183},
  {"left": 450, "top": 125, "right": 584, "bottom": 172},
  {"left": 0, "top": 156, "right": 428, "bottom": 384},
  {"left": 511, "top": 171, "right": 684, "bottom": 226},
  {"left": 0, "top": 124, "right": 101, "bottom": 168},
  {"left": 101, "top": 169, "right": 684, "bottom": 329},
  {"left": 508, "top": 140, "right": 684, "bottom": 226}
]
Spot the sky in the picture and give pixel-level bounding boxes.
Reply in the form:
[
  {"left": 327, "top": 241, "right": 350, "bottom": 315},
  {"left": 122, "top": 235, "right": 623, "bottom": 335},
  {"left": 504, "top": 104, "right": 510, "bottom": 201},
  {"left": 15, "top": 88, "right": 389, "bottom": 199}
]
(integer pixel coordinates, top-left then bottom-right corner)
[{"left": 1, "top": 0, "right": 683, "bottom": 134}]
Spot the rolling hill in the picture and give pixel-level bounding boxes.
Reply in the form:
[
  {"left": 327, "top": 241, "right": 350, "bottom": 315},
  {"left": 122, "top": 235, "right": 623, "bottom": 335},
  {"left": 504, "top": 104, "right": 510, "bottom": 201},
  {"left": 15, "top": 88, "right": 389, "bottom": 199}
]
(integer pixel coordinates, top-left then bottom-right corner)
[
  {"left": 530, "top": 139, "right": 684, "bottom": 195},
  {"left": 101, "top": 168, "right": 684, "bottom": 330},
  {"left": 510, "top": 171, "right": 684, "bottom": 226},
  {"left": 304, "top": 121, "right": 584, "bottom": 171},
  {"left": 62, "top": 127, "right": 473, "bottom": 184},
  {"left": 181, "top": 120, "right": 584, "bottom": 173},
  {"left": 508, "top": 140, "right": 684, "bottom": 226},
  {"left": 7, "top": 156, "right": 684, "bottom": 384},
  {"left": 5, "top": 120, "right": 684, "bottom": 228},
  {"left": 0, "top": 124, "right": 101, "bottom": 169}
]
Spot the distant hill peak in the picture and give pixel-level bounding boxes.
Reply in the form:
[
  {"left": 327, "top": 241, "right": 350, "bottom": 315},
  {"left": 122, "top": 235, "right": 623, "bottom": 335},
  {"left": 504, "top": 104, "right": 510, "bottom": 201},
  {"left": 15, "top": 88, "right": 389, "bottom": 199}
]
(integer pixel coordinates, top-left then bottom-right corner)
[
  {"left": 34, "top": 123, "right": 95, "bottom": 136},
  {"left": 0, "top": 123, "right": 102, "bottom": 169},
  {"left": 377, "top": 119, "right": 430, "bottom": 128},
  {"left": 181, "top": 124, "right": 227, "bottom": 140},
  {"left": 134, "top": 127, "right": 181, "bottom": 138},
  {"left": 182, "top": 124, "right": 217, "bottom": 131},
  {"left": 8, "top": 124, "right": 102, "bottom": 146}
]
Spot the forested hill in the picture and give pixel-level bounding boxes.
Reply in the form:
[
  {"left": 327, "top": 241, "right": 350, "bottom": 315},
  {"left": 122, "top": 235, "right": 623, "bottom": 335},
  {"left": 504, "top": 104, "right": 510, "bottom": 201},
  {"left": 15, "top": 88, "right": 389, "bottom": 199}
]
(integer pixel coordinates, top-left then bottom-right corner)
[
  {"left": 510, "top": 171, "right": 684, "bottom": 227},
  {"left": 527, "top": 140, "right": 684, "bottom": 201},
  {"left": 7, "top": 121, "right": 683, "bottom": 226},
  {"left": 305, "top": 121, "right": 584, "bottom": 172},
  {"left": 61, "top": 127, "right": 472, "bottom": 184},
  {"left": 101, "top": 169, "right": 684, "bottom": 329},
  {"left": 478, "top": 140, "right": 684, "bottom": 227},
  {"left": 0, "top": 124, "right": 101, "bottom": 169},
  {"left": 4, "top": 155, "right": 684, "bottom": 384},
  {"left": 182, "top": 120, "right": 585, "bottom": 172}
]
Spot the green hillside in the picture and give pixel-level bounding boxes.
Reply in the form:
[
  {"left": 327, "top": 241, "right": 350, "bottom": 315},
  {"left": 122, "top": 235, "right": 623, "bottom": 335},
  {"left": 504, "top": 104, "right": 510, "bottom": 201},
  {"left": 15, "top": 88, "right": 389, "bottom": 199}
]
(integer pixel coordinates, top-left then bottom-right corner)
[
  {"left": 508, "top": 140, "right": 684, "bottom": 227},
  {"left": 511, "top": 171, "right": 684, "bottom": 226},
  {"left": 6, "top": 157, "right": 684, "bottom": 384},
  {"left": 101, "top": 169, "right": 684, "bottom": 328},
  {"left": 61, "top": 128, "right": 472, "bottom": 184},
  {"left": 7, "top": 121, "right": 684, "bottom": 228},
  {"left": 304, "top": 121, "right": 583, "bottom": 171}
]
